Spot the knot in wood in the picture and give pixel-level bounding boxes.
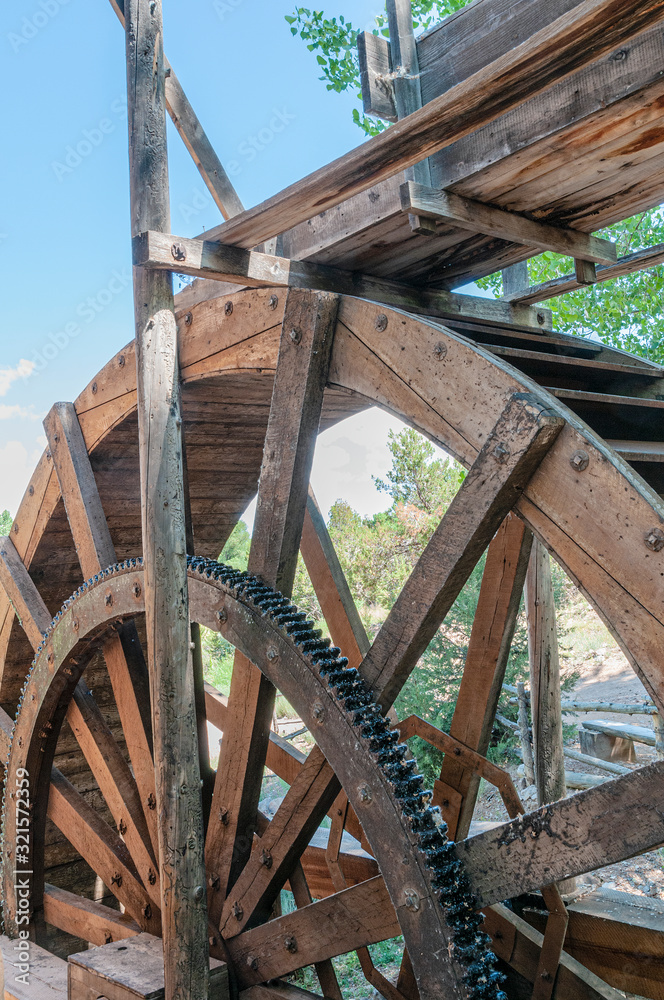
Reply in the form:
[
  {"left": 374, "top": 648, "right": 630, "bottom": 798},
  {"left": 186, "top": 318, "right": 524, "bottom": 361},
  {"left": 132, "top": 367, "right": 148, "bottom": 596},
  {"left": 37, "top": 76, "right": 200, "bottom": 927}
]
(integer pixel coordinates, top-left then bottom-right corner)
[{"left": 645, "top": 527, "right": 664, "bottom": 552}]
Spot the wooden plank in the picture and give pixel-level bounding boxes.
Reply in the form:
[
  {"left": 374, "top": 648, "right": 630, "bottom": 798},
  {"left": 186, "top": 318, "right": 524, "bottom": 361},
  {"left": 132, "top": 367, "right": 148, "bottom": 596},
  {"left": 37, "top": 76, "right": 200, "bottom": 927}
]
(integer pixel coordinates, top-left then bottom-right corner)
[
  {"left": 526, "top": 540, "right": 566, "bottom": 806},
  {"left": 0, "top": 535, "right": 51, "bottom": 649},
  {"left": 0, "top": 935, "right": 68, "bottom": 1000},
  {"left": 357, "top": 31, "right": 397, "bottom": 122},
  {"left": 240, "top": 984, "right": 326, "bottom": 1000},
  {"left": 198, "top": 0, "right": 664, "bottom": 249},
  {"left": 482, "top": 903, "right": 625, "bottom": 999},
  {"left": 133, "top": 229, "right": 554, "bottom": 332},
  {"left": 436, "top": 514, "right": 533, "bottom": 838},
  {"left": 68, "top": 933, "right": 228, "bottom": 1000},
  {"left": 459, "top": 760, "right": 664, "bottom": 906},
  {"left": 583, "top": 718, "right": 656, "bottom": 745},
  {"left": 401, "top": 181, "right": 617, "bottom": 263},
  {"left": 503, "top": 262, "right": 529, "bottom": 297},
  {"left": 207, "top": 290, "right": 339, "bottom": 916},
  {"left": 48, "top": 769, "right": 160, "bottom": 935},
  {"left": 125, "top": 3, "right": 208, "bottom": 997},
  {"left": 108, "top": 0, "right": 243, "bottom": 221},
  {"left": 360, "top": 394, "right": 563, "bottom": 710},
  {"left": 225, "top": 877, "right": 400, "bottom": 989},
  {"left": 43, "top": 885, "right": 141, "bottom": 947},
  {"left": 505, "top": 241, "right": 664, "bottom": 304}
]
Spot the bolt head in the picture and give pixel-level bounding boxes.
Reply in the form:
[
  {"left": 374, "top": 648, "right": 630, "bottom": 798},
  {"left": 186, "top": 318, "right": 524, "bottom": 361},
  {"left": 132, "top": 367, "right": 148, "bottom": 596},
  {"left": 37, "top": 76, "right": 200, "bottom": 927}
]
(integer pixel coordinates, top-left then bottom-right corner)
[
  {"left": 492, "top": 442, "right": 511, "bottom": 465},
  {"left": 171, "top": 242, "right": 187, "bottom": 262},
  {"left": 266, "top": 647, "right": 279, "bottom": 661},
  {"left": 247, "top": 955, "right": 258, "bottom": 971},
  {"left": 375, "top": 313, "right": 388, "bottom": 332},
  {"left": 312, "top": 701, "right": 325, "bottom": 722},
  {"left": 224, "top": 301, "right": 234, "bottom": 316},
  {"left": 184, "top": 312, "right": 193, "bottom": 327},
  {"left": 261, "top": 849, "right": 273, "bottom": 869},
  {"left": 289, "top": 327, "right": 302, "bottom": 344},
  {"left": 537, "top": 312, "right": 546, "bottom": 326},
  {"left": 433, "top": 341, "right": 447, "bottom": 360},
  {"left": 193, "top": 885, "right": 204, "bottom": 902},
  {"left": 284, "top": 935, "right": 298, "bottom": 953},
  {"left": 269, "top": 294, "right": 279, "bottom": 310},
  {"left": 645, "top": 527, "right": 664, "bottom": 552},
  {"left": 219, "top": 806, "right": 230, "bottom": 825},
  {"left": 217, "top": 607, "right": 228, "bottom": 624},
  {"left": 404, "top": 888, "right": 421, "bottom": 912},
  {"left": 570, "top": 449, "right": 590, "bottom": 472},
  {"left": 358, "top": 784, "right": 372, "bottom": 804}
]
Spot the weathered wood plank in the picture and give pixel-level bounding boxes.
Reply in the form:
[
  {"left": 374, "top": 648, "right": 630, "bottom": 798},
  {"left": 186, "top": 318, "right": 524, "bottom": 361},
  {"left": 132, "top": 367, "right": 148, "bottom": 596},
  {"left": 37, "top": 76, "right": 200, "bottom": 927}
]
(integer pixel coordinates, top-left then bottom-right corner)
[
  {"left": 43, "top": 885, "right": 141, "bottom": 947},
  {"left": 360, "top": 394, "right": 563, "bottom": 710},
  {"left": 401, "top": 181, "right": 617, "bottom": 263},
  {"left": 207, "top": 291, "right": 339, "bottom": 916},
  {"left": 436, "top": 514, "right": 533, "bottom": 838},
  {"left": 0, "top": 535, "right": 51, "bottom": 649},
  {"left": 133, "top": 230, "right": 554, "bottom": 332},
  {"left": 357, "top": 31, "right": 397, "bottom": 122},
  {"left": 125, "top": 2, "right": 208, "bottom": 996},
  {"left": 459, "top": 760, "right": 664, "bottom": 905},
  {"left": 199, "top": 0, "right": 664, "bottom": 249},
  {"left": 0, "top": 935, "right": 68, "bottom": 1000}
]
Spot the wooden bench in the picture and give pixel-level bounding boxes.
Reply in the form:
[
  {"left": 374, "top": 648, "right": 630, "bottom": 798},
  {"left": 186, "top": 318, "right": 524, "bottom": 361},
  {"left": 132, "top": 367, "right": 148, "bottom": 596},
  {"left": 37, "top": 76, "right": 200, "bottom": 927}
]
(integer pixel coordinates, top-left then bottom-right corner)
[
  {"left": 579, "top": 719, "right": 653, "bottom": 763},
  {"left": 0, "top": 934, "right": 67, "bottom": 1000}
]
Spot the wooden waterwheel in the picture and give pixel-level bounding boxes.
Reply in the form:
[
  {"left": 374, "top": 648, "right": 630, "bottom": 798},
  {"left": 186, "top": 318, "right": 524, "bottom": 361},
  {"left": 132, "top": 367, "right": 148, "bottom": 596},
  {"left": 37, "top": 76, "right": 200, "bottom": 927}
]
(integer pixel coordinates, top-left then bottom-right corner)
[{"left": 1, "top": 285, "right": 664, "bottom": 1000}]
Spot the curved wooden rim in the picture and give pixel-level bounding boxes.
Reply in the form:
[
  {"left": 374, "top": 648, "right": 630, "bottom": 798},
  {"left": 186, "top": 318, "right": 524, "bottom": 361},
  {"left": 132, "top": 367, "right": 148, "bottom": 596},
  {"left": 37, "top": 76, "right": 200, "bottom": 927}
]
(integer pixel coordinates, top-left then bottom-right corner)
[{"left": 3, "top": 286, "right": 664, "bottom": 713}]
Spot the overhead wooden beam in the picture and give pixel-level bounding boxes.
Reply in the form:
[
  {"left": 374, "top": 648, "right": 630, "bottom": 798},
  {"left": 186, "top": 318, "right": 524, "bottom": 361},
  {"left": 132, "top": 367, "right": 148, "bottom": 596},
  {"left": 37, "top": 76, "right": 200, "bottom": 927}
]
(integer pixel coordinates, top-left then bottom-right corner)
[
  {"left": 0, "top": 535, "right": 51, "bottom": 648},
  {"left": 401, "top": 181, "right": 617, "bottom": 264},
  {"left": 199, "top": 0, "right": 664, "bottom": 249},
  {"left": 108, "top": 0, "right": 243, "bottom": 220},
  {"left": 360, "top": 394, "right": 563, "bottom": 710},
  {"left": 125, "top": 3, "right": 208, "bottom": 997},
  {"left": 134, "top": 229, "right": 554, "bottom": 332},
  {"left": 357, "top": 31, "right": 397, "bottom": 123},
  {"left": 459, "top": 759, "right": 664, "bottom": 906},
  {"left": 504, "top": 241, "right": 664, "bottom": 305}
]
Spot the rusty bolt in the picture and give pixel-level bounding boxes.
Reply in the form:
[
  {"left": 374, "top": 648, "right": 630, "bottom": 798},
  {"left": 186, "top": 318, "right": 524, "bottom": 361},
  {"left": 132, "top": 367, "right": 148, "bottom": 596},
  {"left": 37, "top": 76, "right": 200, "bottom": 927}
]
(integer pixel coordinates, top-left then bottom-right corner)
[
  {"left": 148, "top": 868, "right": 157, "bottom": 886},
  {"left": 284, "top": 936, "right": 298, "bottom": 953},
  {"left": 118, "top": 354, "right": 126, "bottom": 367},
  {"left": 537, "top": 312, "right": 546, "bottom": 326},
  {"left": 184, "top": 311, "right": 193, "bottom": 327},
  {"left": 266, "top": 647, "right": 279, "bottom": 661},
  {"left": 570, "top": 449, "right": 590, "bottom": 472},
  {"left": 219, "top": 806, "right": 230, "bottom": 825},
  {"left": 147, "top": 793, "right": 156, "bottom": 811},
  {"left": 312, "top": 701, "right": 325, "bottom": 722},
  {"left": 358, "top": 784, "right": 372, "bottom": 804},
  {"left": 453, "top": 747, "right": 461, "bottom": 756},
  {"left": 118, "top": 819, "right": 127, "bottom": 836},
  {"left": 143, "top": 904, "right": 152, "bottom": 920},
  {"left": 540, "top": 971, "right": 552, "bottom": 982},
  {"left": 209, "top": 873, "right": 220, "bottom": 891},
  {"left": 224, "top": 301, "right": 234, "bottom": 316},
  {"left": 289, "top": 327, "right": 302, "bottom": 344},
  {"left": 375, "top": 313, "right": 388, "bottom": 332},
  {"left": 171, "top": 242, "right": 187, "bottom": 262},
  {"left": 217, "top": 607, "right": 228, "bottom": 624},
  {"left": 72, "top": 617, "right": 80, "bottom": 633},
  {"left": 269, "top": 294, "right": 279, "bottom": 310},
  {"left": 193, "top": 885, "right": 204, "bottom": 902},
  {"left": 111, "top": 873, "right": 123, "bottom": 888},
  {"left": 246, "top": 955, "right": 258, "bottom": 971},
  {"left": 645, "top": 527, "right": 664, "bottom": 552},
  {"left": 404, "top": 889, "right": 421, "bottom": 912},
  {"left": 492, "top": 442, "right": 511, "bottom": 464},
  {"left": 233, "top": 901, "right": 244, "bottom": 921},
  {"left": 433, "top": 342, "right": 447, "bottom": 361},
  {"left": 92, "top": 382, "right": 98, "bottom": 394},
  {"left": 260, "top": 849, "right": 273, "bottom": 869},
  {"left": 104, "top": 932, "right": 113, "bottom": 944},
  {"left": 133, "top": 580, "right": 142, "bottom": 599},
  {"left": 105, "top": 591, "right": 114, "bottom": 608}
]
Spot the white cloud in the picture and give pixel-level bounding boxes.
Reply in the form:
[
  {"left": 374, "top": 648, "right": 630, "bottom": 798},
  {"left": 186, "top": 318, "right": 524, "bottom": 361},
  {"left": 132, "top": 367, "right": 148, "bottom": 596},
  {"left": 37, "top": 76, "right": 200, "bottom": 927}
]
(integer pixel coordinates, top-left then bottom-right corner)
[
  {"left": 0, "top": 359, "right": 35, "bottom": 398},
  {"left": 0, "top": 404, "right": 39, "bottom": 420},
  {"left": 0, "top": 439, "right": 44, "bottom": 516}
]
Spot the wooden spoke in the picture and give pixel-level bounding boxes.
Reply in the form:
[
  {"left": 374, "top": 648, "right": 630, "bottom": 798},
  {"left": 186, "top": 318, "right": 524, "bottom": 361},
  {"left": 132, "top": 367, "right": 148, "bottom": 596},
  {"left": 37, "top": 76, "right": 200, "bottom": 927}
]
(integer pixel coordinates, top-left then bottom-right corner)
[
  {"left": 44, "top": 401, "right": 159, "bottom": 853},
  {"left": 66, "top": 681, "right": 160, "bottom": 905},
  {"left": 0, "top": 535, "right": 51, "bottom": 649},
  {"left": 207, "top": 289, "right": 339, "bottom": 912},
  {"left": 48, "top": 768, "right": 160, "bottom": 935},
  {"left": 288, "top": 863, "right": 343, "bottom": 1000},
  {"left": 218, "top": 747, "right": 340, "bottom": 935},
  {"left": 460, "top": 760, "right": 664, "bottom": 905},
  {"left": 436, "top": 513, "right": 533, "bottom": 838},
  {"left": 360, "top": 394, "right": 563, "bottom": 711},
  {"left": 226, "top": 877, "right": 400, "bottom": 989},
  {"left": 43, "top": 884, "right": 141, "bottom": 946},
  {"left": 300, "top": 487, "right": 370, "bottom": 666}
]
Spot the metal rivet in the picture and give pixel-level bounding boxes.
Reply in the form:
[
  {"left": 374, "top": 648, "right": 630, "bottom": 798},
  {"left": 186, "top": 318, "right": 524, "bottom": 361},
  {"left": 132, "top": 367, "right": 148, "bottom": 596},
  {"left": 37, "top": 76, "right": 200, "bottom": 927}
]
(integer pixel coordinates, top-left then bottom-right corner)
[
  {"left": 284, "top": 936, "right": 297, "bottom": 953},
  {"left": 193, "top": 885, "right": 204, "bottom": 902},
  {"left": 492, "top": 442, "right": 510, "bottom": 464},
  {"left": 224, "top": 301, "right": 234, "bottom": 316},
  {"left": 289, "top": 327, "right": 302, "bottom": 344},
  {"left": 260, "top": 849, "right": 273, "bottom": 869},
  {"left": 645, "top": 527, "right": 664, "bottom": 552},
  {"left": 358, "top": 785, "right": 372, "bottom": 804},
  {"left": 404, "top": 889, "right": 420, "bottom": 912},
  {"left": 570, "top": 449, "right": 590, "bottom": 472},
  {"left": 171, "top": 242, "right": 187, "bottom": 262},
  {"left": 375, "top": 314, "right": 388, "bottom": 332},
  {"left": 217, "top": 608, "right": 228, "bottom": 624},
  {"left": 233, "top": 901, "right": 244, "bottom": 921},
  {"left": 312, "top": 701, "right": 325, "bottom": 723},
  {"left": 433, "top": 342, "right": 447, "bottom": 360},
  {"left": 269, "top": 294, "right": 279, "bottom": 310}
]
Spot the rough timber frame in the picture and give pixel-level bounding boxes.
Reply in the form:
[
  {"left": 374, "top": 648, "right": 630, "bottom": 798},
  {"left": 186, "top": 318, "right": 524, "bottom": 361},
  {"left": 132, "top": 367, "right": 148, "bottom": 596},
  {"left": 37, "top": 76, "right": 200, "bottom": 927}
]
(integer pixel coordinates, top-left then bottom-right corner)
[{"left": 4, "top": 0, "right": 664, "bottom": 998}]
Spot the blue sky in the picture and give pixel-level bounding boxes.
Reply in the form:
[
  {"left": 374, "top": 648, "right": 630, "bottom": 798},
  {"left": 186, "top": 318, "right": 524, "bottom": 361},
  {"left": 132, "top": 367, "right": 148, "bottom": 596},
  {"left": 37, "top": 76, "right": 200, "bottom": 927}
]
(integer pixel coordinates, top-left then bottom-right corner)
[{"left": 0, "top": 0, "right": 454, "bottom": 521}]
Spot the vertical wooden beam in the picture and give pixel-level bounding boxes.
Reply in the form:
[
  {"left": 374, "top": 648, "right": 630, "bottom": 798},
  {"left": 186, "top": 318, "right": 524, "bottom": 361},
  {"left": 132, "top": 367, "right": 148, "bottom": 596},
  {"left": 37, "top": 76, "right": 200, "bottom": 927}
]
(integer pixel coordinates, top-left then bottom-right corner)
[
  {"left": 502, "top": 261, "right": 529, "bottom": 297},
  {"left": 125, "top": 3, "right": 208, "bottom": 997},
  {"left": 206, "top": 289, "right": 339, "bottom": 918},
  {"left": 435, "top": 514, "right": 533, "bottom": 839},
  {"left": 525, "top": 539, "right": 566, "bottom": 806},
  {"left": 386, "top": 0, "right": 436, "bottom": 235}
]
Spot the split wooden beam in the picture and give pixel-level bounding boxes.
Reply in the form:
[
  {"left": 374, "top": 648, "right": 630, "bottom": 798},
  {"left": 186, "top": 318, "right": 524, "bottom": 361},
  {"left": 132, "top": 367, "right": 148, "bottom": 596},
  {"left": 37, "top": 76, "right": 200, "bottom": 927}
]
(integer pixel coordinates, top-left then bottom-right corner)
[
  {"left": 108, "top": 0, "right": 243, "bottom": 220},
  {"left": 206, "top": 290, "right": 340, "bottom": 921},
  {"left": 436, "top": 515, "right": 533, "bottom": 839},
  {"left": 125, "top": 3, "right": 208, "bottom": 997},
  {"left": 504, "top": 241, "right": 664, "bottom": 305},
  {"left": 401, "top": 182, "right": 617, "bottom": 264},
  {"left": 199, "top": 0, "right": 664, "bottom": 249},
  {"left": 134, "top": 229, "right": 553, "bottom": 331},
  {"left": 360, "top": 395, "right": 563, "bottom": 711}
]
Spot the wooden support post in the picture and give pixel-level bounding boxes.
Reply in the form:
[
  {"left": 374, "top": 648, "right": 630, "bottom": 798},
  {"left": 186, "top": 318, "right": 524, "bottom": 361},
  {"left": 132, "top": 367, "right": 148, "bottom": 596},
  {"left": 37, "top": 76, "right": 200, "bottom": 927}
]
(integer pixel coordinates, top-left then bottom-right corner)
[
  {"left": 574, "top": 259, "right": 598, "bottom": 285},
  {"left": 654, "top": 713, "right": 664, "bottom": 758},
  {"left": 125, "top": 2, "right": 208, "bottom": 997},
  {"left": 386, "top": 0, "right": 436, "bottom": 235},
  {"left": 503, "top": 262, "right": 530, "bottom": 297},
  {"left": 517, "top": 680, "right": 535, "bottom": 786},
  {"left": 525, "top": 540, "right": 566, "bottom": 807}
]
